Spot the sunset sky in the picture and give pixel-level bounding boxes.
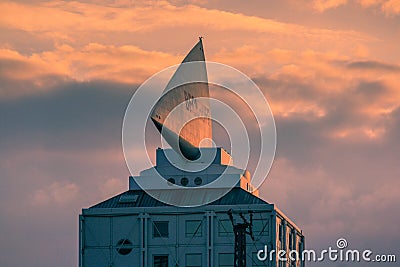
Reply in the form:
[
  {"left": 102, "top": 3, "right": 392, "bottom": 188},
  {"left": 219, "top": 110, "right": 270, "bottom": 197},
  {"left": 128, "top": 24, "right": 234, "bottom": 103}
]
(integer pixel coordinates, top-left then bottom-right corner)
[{"left": 1, "top": 0, "right": 399, "bottom": 266}]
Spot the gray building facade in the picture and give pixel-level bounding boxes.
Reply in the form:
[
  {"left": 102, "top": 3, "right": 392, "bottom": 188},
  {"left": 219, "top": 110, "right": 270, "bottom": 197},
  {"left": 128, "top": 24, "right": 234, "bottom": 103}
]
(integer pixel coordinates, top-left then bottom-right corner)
[{"left": 79, "top": 148, "right": 305, "bottom": 267}]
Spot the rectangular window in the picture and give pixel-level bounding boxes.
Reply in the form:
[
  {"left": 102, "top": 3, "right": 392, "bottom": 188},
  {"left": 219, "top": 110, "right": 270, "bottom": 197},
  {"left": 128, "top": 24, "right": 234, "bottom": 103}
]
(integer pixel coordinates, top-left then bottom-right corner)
[
  {"left": 218, "top": 220, "right": 233, "bottom": 236},
  {"left": 278, "top": 224, "right": 285, "bottom": 250},
  {"left": 218, "top": 253, "right": 234, "bottom": 267},
  {"left": 154, "top": 255, "right": 168, "bottom": 267},
  {"left": 153, "top": 221, "right": 169, "bottom": 238},
  {"left": 186, "top": 253, "right": 202, "bottom": 267},
  {"left": 185, "top": 220, "right": 202, "bottom": 237},
  {"left": 278, "top": 224, "right": 283, "bottom": 241},
  {"left": 292, "top": 231, "right": 297, "bottom": 251},
  {"left": 288, "top": 230, "right": 293, "bottom": 266}
]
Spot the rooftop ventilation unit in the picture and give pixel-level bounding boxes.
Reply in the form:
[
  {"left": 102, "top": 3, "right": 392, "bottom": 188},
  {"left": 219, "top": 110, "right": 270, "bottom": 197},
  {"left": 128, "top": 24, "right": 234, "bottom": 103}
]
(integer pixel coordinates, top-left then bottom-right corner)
[{"left": 119, "top": 194, "right": 139, "bottom": 203}]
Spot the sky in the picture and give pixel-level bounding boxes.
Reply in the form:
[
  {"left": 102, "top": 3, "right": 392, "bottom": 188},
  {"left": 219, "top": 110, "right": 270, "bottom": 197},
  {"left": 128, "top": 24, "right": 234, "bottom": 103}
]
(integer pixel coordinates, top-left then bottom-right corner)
[{"left": 0, "top": 0, "right": 399, "bottom": 266}]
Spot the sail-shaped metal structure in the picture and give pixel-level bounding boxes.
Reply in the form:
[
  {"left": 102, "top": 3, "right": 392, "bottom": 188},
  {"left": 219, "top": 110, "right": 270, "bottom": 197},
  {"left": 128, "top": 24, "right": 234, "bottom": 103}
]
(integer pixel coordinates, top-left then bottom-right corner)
[{"left": 150, "top": 38, "right": 212, "bottom": 160}]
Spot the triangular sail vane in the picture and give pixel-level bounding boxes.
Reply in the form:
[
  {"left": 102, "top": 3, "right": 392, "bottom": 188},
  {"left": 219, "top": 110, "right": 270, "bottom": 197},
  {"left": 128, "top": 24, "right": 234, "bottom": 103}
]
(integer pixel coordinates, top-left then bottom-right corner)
[{"left": 151, "top": 38, "right": 212, "bottom": 160}]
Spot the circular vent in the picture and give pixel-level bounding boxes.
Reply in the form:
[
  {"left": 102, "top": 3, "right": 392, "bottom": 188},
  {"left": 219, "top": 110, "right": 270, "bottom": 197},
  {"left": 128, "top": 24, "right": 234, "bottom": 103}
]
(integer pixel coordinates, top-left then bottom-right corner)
[
  {"left": 194, "top": 177, "right": 202, "bottom": 185},
  {"left": 181, "top": 177, "right": 189, "bottom": 186},
  {"left": 116, "top": 239, "right": 133, "bottom": 255},
  {"left": 167, "top": 177, "right": 175, "bottom": 185}
]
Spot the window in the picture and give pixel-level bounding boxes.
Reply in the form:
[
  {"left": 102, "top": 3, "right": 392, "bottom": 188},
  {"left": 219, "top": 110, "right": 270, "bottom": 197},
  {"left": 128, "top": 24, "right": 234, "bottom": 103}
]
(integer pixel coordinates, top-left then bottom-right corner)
[
  {"left": 218, "top": 219, "right": 233, "bottom": 236},
  {"left": 278, "top": 224, "right": 283, "bottom": 241},
  {"left": 278, "top": 223, "right": 284, "bottom": 253},
  {"left": 289, "top": 230, "right": 293, "bottom": 250},
  {"left": 186, "top": 253, "right": 202, "bottom": 267},
  {"left": 153, "top": 221, "right": 169, "bottom": 238},
  {"left": 154, "top": 255, "right": 168, "bottom": 267},
  {"left": 292, "top": 231, "right": 297, "bottom": 251},
  {"left": 185, "top": 220, "right": 202, "bottom": 237},
  {"left": 218, "top": 253, "right": 233, "bottom": 267},
  {"left": 253, "top": 219, "right": 269, "bottom": 236}
]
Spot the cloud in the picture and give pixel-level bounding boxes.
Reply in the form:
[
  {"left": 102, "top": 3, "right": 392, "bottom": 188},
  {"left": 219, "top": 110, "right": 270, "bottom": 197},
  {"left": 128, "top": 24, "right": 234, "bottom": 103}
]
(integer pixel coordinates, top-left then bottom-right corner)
[
  {"left": 312, "top": 0, "right": 400, "bottom": 15},
  {"left": 0, "top": 0, "right": 371, "bottom": 52},
  {"left": 3, "top": 42, "right": 394, "bottom": 152},
  {"left": 381, "top": 0, "right": 400, "bottom": 15},
  {"left": 312, "top": 0, "right": 348, "bottom": 12},
  {"left": 0, "top": 0, "right": 341, "bottom": 34},
  {"left": 99, "top": 177, "right": 125, "bottom": 198},
  {"left": 0, "top": 1, "right": 380, "bottom": 103},
  {"left": 261, "top": 102, "right": 400, "bottom": 251},
  {"left": 32, "top": 181, "right": 79, "bottom": 206},
  {"left": 347, "top": 60, "right": 400, "bottom": 71},
  {"left": 0, "top": 80, "right": 135, "bottom": 265},
  {"left": 357, "top": 0, "right": 385, "bottom": 7},
  {"left": 1, "top": 63, "right": 399, "bottom": 266},
  {"left": 1, "top": 1, "right": 399, "bottom": 266},
  {"left": 0, "top": 80, "right": 138, "bottom": 156},
  {"left": 0, "top": 44, "right": 177, "bottom": 98},
  {"left": 358, "top": 0, "right": 400, "bottom": 15}
]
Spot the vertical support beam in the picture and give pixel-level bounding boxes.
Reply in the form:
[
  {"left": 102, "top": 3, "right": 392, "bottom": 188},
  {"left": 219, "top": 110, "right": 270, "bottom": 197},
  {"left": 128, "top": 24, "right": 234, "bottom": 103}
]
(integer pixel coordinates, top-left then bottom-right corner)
[
  {"left": 206, "top": 211, "right": 215, "bottom": 267},
  {"left": 139, "top": 213, "right": 149, "bottom": 267},
  {"left": 282, "top": 220, "right": 287, "bottom": 267},
  {"left": 110, "top": 217, "right": 113, "bottom": 267},
  {"left": 292, "top": 229, "right": 297, "bottom": 267},
  {"left": 176, "top": 214, "right": 179, "bottom": 265},
  {"left": 300, "top": 235, "right": 305, "bottom": 267},
  {"left": 79, "top": 215, "right": 84, "bottom": 267},
  {"left": 271, "top": 210, "right": 277, "bottom": 267}
]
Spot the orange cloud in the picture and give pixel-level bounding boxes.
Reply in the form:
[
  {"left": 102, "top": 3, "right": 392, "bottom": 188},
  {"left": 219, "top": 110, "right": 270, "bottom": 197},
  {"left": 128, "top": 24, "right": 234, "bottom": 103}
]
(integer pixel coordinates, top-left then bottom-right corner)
[
  {"left": 381, "top": 0, "right": 400, "bottom": 15},
  {"left": 357, "top": 0, "right": 400, "bottom": 15},
  {"left": 0, "top": 0, "right": 371, "bottom": 46},
  {"left": 3, "top": 41, "right": 398, "bottom": 140},
  {"left": 0, "top": 43, "right": 178, "bottom": 98},
  {"left": 357, "top": 0, "right": 385, "bottom": 7},
  {"left": 0, "top": 0, "right": 397, "bottom": 139},
  {"left": 312, "top": 0, "right": 348, "bottom": 12},
  {"left": 331, "top": 127, "right": 387, "bottom": 140},
  {"left": 312, "top": 0, "right": 400, "bottom": 15}
]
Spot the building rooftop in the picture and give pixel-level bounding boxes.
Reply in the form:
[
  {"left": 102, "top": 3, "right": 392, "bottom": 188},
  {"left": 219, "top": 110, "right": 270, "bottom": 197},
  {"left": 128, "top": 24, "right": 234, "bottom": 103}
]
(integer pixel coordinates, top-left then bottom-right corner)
[{"left": 89, "top": 187, "right": 269, "bottom": 209}]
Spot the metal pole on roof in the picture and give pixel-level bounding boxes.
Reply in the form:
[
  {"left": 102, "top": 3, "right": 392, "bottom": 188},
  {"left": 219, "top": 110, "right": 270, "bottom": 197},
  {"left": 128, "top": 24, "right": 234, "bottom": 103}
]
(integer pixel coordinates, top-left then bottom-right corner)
[{"left": 228, "top": 209, "right": 254, "bottom": 267}]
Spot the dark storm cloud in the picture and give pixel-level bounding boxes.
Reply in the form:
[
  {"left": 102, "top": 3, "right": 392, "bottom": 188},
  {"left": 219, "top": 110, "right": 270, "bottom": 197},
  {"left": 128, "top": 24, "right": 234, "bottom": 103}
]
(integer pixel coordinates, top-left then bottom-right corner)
[
  {"left": 347, "top": 60, "right": 400, "bottom": 72},
  {"left": 253, "top": 75, "right": 321, "bottom": 103},
  {"left": 0, "top": 80, "right": 136, "bottom": 151},
  {"left": 0, "top": 79, "right": 140, "bottom": 267}
]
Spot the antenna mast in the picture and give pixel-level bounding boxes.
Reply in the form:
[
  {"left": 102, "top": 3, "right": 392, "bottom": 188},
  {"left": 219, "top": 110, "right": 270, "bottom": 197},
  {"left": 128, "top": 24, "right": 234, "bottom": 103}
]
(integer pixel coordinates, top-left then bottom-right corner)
[{"left": 228, "top": 209, "right": 254, "bottom": 267}]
